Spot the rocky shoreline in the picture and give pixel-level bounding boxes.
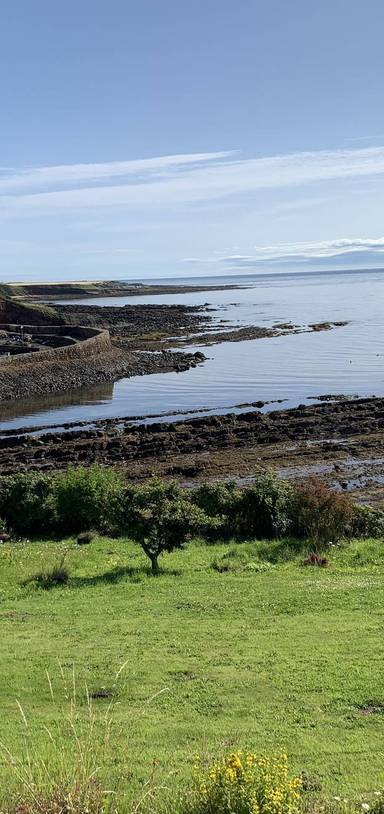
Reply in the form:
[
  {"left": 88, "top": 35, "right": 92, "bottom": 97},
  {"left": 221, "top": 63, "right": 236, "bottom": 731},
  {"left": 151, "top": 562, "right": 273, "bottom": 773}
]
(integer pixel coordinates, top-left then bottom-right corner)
[
  {"left": 55, "top": 301, "right": 212, "bottom": 344},
  {"left": 0, "top": 286, "right": 351, "bottom": 402},
  {"left": 0, "top": 346, "right": 205, "bottom": 402},
  {"left": 1, "top": 396, "right": 383, "bottom": 506},
  {"left": 55, "top": 302, "right": 348, "bottom": 349}
]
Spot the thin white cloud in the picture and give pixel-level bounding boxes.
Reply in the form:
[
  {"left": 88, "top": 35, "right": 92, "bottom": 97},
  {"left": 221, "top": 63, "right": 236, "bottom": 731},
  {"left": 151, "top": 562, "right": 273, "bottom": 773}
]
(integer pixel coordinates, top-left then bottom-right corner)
[
  {"left": 250, "top": 237, "right": 384, "bottom": 260},
  {"left": 2, "top": 145, "right": 384, "bottom": 217},
  {"left": 0, "top": 151, "right": 233, "bottom": 193},
  {"left": 182, "top": 257, "right": 217, "bottom": 264},
  {"left": 184, "top": 237, "right": 384, "bottom": 268},
  {"left": 81, "top": 247, "right": 139, "bottom": 255},
  {"left": 345, "top": 134, "right": 384, "bottom": 143}
]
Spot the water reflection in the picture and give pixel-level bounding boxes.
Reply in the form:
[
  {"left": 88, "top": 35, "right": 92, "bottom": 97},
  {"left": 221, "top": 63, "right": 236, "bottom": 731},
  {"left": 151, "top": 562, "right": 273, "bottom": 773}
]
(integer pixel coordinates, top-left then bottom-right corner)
[{"left": 0, "top": 382, "right": 114, "bottom": 424}]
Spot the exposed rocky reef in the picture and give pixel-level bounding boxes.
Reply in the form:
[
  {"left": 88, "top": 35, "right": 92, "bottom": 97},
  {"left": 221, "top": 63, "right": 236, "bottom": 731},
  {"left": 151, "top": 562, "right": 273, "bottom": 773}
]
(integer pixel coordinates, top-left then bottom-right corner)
[{"left": 1, "top": 397, "right": 384, "bottom": 506}]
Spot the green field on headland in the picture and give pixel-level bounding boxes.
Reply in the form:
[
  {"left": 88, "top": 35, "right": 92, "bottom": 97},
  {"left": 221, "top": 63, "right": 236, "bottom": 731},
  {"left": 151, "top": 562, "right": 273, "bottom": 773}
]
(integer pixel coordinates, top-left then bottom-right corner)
[{"left": 1, "top": 533, "right": 384, "bottom": 805}]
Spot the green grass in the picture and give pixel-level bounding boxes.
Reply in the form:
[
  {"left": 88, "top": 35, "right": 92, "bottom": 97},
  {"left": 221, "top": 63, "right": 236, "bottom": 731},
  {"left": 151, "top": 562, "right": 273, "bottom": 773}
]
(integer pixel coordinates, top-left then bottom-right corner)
[{"left": 0, "top": 536, "right": 384, "bottom": 801}]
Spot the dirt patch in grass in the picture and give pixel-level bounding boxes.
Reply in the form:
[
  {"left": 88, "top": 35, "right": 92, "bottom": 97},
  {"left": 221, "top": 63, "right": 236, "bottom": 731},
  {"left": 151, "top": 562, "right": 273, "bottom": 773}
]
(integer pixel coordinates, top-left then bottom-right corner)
[{"left": 357, "top": 702, "right": 384, "bottom": 716}]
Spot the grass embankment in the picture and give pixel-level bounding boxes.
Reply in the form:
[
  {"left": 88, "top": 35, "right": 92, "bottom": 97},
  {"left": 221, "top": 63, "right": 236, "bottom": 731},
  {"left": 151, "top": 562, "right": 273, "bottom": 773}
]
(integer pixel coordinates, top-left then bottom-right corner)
[
  {"left": 0, "top": 535, "right": 383, "bottom": 801},
  {"left": 0, "top": 292, "right": 59, "bottom": 324}
]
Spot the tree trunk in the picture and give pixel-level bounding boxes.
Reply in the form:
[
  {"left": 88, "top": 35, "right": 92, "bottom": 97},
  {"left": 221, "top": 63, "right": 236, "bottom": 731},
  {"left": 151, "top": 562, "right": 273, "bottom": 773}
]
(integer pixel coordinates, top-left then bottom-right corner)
[{"left": 150, "top": 554, "right": 159, "bottom": 573}]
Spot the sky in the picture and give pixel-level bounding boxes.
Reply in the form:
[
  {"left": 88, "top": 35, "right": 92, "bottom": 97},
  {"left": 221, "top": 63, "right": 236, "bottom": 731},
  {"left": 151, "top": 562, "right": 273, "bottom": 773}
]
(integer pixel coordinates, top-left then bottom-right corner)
[{"left": 1, "top": 0, "right": 384, "bottom": 282}]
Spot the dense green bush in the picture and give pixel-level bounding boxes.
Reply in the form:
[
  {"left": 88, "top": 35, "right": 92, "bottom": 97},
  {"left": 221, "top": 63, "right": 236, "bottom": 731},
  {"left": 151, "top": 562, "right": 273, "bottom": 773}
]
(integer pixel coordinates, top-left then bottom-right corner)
[
  {"left": 194, "top": 471, "right": 378, "bottom": 546},
  {"left": 0, "top": 465, "right": 381, "bottom": 548},
  {"left": 0, "top": 468, "right": 124, "bottom": 536},
  {"left": 191, "top": 480, "right": 238, "bottom": 517},
  {"left": 191, "top": 481, "right": 240, "bottom": 538},
  {"left": 192, "top": 473, "right": 293, "bottom": 540},
  {"left": 235, "top": 471, "right": 293, "bottom": 539},
  {"left": 350, "top": 503, "right": 384, "bottom": 538},
  {"left": 53, "top": 466, "right": 124, "bottom": 533},
  {"left": 0, "top": 473, "right": 55, "bottom": 534}
]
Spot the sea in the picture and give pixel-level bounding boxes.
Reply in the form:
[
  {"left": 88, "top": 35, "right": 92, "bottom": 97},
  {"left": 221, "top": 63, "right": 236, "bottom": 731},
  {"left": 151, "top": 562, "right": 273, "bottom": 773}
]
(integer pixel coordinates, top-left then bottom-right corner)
[{"left": 1, "top": 267, "right": 383, "bottom": 431}]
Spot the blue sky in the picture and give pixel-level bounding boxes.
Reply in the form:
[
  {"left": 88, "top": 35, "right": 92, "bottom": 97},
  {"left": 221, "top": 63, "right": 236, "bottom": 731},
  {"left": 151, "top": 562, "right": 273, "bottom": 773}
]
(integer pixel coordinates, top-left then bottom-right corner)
[{"left": 1, "top": 0, "right": 384, "bottom": 282}]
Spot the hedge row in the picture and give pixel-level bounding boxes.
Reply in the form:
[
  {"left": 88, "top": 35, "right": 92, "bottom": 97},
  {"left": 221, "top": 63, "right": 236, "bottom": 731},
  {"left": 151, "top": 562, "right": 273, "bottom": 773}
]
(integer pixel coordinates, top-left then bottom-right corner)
[{"left": 0, "top": 466, "right": 383, "bottom": 545}]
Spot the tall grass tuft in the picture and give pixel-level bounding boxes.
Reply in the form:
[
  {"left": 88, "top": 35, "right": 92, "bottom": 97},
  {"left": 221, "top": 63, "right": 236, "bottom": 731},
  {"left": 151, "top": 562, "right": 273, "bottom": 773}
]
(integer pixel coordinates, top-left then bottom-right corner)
[
  {"left": 0, "top": 666, "right": 118, "bottom": 814},
  {"left": 23, "top": 551, "right": 70, "bottom": 590},
  {"left": 0, "top": 665, "right": 172, "bottom": 814}
]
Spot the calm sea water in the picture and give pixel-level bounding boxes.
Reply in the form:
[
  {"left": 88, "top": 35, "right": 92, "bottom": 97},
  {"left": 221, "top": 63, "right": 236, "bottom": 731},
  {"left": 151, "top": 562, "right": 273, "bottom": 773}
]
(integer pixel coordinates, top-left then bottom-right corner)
[{"left": 1, "top": 268, "right": 383, "bottom": 431}]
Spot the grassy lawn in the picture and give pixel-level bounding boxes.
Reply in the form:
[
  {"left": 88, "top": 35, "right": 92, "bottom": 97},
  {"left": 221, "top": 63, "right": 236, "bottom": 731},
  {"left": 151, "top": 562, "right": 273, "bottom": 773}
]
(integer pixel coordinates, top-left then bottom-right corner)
[{"left": 0, "top": 535, "right": 384, "bottom": 799}]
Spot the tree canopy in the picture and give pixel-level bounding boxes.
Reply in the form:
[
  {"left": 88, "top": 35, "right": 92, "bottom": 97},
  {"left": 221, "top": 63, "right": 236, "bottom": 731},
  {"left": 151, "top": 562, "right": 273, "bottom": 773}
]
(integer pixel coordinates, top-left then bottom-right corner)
[{"left": 124, "top": 478, "right": 218, "bottom": 572}]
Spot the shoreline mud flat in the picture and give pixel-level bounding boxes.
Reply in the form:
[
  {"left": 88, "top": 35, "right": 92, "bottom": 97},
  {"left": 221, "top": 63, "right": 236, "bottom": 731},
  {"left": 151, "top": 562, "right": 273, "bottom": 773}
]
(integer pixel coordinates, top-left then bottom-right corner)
[
  {"left": 0, "top": 396, "right": 383, "bottom": 506},
  {"left": 56, "top": 301, "right": 348, "bottom": 349}
]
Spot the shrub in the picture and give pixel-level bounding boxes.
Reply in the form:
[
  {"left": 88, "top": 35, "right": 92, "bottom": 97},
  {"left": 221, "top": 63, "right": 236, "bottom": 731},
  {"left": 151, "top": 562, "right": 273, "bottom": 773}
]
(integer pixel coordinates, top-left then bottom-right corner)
[
  {"left": 350, "top": 504, "right": 384, "bottom": 538},
  {"left": 53, "top": 465, "right": 124, "bottom": 533},
  {"left": 211, "top": 556, "right": 273, "bottom": 574},
  {"left": 192, "top": 472, "right": 293, "bottom": 541},
  {"left": 77, "top": 531, "right": 95, "bottom": 545},
  {"left": 191, "top": 481, "right": 241, "bottom": 539},
  {"left": 211, "top": 546, "right": 250, "bottom": 572},
  {"left": 191, "top": 481, "right": 238, "bottom": 516},
  {"left": 235, "top": 471, "right": 293, "bottom": 539},
  {"left": 0, "top": 473, "right": 55, "bottom": 535},
  {"left": 123, "top": 477, "right": 218, "bottom": 572},
  {"left": 289, "top": 477, "right": 354, "bottom": 545},
  {"left": 185, "top": 751, "right": 301, "bottom": 814}
]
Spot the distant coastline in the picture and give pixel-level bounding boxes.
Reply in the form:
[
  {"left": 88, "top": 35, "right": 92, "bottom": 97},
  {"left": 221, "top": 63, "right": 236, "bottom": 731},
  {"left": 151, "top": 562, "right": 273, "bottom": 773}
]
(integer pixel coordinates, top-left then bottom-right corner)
[{"left": 7, "top": 279, "right": 247, "bottom": 301}]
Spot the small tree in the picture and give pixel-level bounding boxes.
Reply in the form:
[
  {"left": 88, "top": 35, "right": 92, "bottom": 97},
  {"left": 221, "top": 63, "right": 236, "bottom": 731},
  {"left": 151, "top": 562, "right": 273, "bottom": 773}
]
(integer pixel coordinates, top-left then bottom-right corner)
[{"left": 124, "top": 478, "right": 217, "bottom": 572}]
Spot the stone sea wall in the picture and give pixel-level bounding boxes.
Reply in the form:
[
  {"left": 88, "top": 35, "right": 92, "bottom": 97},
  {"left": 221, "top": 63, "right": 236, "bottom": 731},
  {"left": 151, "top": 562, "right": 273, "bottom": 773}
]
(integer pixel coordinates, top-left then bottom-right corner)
[{"left": 0, "top": 325, "right": 111, "bottom": 371}]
